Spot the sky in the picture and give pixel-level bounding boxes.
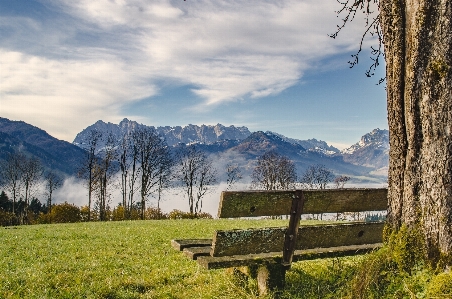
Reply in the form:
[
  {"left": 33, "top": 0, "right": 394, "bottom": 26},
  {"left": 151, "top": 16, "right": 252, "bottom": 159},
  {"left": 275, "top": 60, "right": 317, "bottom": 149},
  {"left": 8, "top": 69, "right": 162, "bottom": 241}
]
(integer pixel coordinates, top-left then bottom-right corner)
[{"left": 0, "top": 0, "right": 387, "bottom": 150}]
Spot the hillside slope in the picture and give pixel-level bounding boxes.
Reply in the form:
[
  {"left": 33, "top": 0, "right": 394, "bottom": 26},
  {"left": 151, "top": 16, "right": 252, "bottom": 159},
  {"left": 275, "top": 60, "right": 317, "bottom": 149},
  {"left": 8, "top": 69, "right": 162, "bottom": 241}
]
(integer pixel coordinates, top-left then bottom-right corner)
[{"left": 0, "top": 118, "right": 86, "bottom": 176}]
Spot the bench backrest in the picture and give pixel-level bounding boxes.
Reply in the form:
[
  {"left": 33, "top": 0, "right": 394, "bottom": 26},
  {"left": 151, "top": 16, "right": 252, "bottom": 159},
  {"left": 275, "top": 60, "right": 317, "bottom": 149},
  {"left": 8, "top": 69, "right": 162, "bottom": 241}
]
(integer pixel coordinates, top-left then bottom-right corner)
[
  {"left": 218, "top": 188, "right": 388, "bottom": 218},
  {"left": 211, "top": 188, "right": 388, "bottom": 258}
]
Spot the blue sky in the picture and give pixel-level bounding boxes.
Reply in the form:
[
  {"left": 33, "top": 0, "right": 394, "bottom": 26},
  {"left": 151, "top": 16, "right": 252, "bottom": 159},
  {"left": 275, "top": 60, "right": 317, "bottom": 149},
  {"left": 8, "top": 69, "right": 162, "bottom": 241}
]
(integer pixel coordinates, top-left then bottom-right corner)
[{"left": 0, "top": 0, "right": 387, "bottom": 149}]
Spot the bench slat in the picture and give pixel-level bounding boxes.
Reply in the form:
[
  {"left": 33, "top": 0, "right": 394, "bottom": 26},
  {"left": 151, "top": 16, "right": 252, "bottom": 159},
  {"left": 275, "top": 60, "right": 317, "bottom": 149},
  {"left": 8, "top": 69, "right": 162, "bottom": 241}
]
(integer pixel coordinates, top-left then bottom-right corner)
[
  {"left": 211, "top": 222, "right": 384, "bottom": 257},
  {"left": 218, "top": 188, "right": 388, "bottom": 218},
  {"left": 183, "top": 247, "right": 211, "bottom": 259},
  {"left": 198, "top": 243, "right": 382, "bottom": 269},
  {"left": 171, "top": 239, "right": 212, "bottom": 251}
]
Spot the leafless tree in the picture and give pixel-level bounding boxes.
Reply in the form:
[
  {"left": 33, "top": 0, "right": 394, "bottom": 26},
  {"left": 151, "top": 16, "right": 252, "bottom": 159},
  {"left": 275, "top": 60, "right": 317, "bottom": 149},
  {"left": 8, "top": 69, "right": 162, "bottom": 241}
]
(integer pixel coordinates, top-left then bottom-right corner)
[
  {"left": 154, "top": 154, "right": 174, "bottom": 218},
  {"left": 226, "top": 163, "right": 242, "bottom": 191},
  {"left": 334, "top": 175, "right": 351, "bottom": 189},
  {"left": 133, "top": 127, "right": 172, "bottom": 220},
  {"left": 117, "top": 132, "right": 142, "bottom": 220},
  {"left": 20, "top": 156, "right": 43, "bottom": 223},
  {"left": 251, "top": 151, "right": 297, "bottom": 191},
  {"left": 299, "top": 164, "right": 334, "bottom": 189},
  {"left": 44, "top": 171, "right": 62, "bottom": 220},
  {"left": 175, "top": 146, "right": 217, "bottom": 215},
  {"left": 78, "top": 129, "right": 102, "bottom": 221},
  {"left": 0, "top": 152, "right": 25, "bottom": 215},
  {"left": 95, "top": 132, "right": 118, "bottom": 221}
]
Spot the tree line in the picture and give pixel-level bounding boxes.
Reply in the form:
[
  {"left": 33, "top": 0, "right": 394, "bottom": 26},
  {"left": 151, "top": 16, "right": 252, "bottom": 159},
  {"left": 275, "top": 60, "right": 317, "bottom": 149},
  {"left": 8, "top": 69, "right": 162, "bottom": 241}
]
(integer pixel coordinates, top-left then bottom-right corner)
[
  {"left": 0, "top": 127, "right": 351, "bottom": 226},
  {"left": 77, "top": 127, "right": 219, "bottom": 221},
  {"left": 250, "top": 150, "right": 350, "bottom": 191},
  {"left": 0, "top": 152, "right": 60, "bottom": 225}
]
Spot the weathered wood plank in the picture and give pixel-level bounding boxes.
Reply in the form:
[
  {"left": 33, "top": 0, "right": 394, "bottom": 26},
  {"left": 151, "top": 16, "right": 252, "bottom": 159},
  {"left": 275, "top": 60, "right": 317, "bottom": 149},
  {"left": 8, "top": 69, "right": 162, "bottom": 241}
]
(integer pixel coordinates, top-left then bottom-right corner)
[
  {"left": 171, "top": 239, "right": 212, "bottom": 251},
  {"left": 218, "top": 188, "right": 388, "bottom": 218},
  {"left": 183, "top": 247, "right": 211, "bottom": 260},
  {"left": 198, "top": 243, "right": 382, "bottom": 269},
  {"left": 211, "top": 222, "right": 384, "bottom": 257}
]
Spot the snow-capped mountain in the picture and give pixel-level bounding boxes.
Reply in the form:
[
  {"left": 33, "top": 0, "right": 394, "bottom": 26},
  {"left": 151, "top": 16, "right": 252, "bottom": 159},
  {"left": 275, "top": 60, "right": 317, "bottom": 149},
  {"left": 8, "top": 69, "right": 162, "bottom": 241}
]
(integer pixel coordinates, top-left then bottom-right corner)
[
  {"left": 341, "top": 128, "right": 389, "bottom": 169},
  {"left": 154, "top": 123, "right": 251, "bottom": 145},
  {"left": 72, "top": 119, "right": 389, "bottom": 180},
  {"left": 74, "top": 119, "right": 342, "bottom": 154},
  {"left": 73, "top": 119, "right": 251, "bottom": 149}
]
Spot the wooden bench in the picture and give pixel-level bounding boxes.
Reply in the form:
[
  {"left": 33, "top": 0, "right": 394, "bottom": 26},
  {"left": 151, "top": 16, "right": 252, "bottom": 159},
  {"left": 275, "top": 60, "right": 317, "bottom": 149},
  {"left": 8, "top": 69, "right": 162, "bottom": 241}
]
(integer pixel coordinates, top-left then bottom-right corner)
[{"left": 171, "top": 188, "right": 387, "bottom": 295}]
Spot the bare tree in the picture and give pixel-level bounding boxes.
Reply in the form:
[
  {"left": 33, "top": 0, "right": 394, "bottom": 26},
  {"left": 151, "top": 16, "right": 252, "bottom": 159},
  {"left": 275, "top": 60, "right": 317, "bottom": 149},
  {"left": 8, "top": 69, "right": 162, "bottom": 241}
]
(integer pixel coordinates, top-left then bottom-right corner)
[
  {"left": 226, "top": 163, "right": 242, "bottom": 190},
  {"left": 251, "top": 151, "right": 297, "bottom": 191},
  {"left": 78, "top": 129, "right": 102, "bottom": 221},
  {"left": 175, "top": 146, "right": 217, "bottom": 215},
  {"left": 44, "top": 172, "right": 62, "bottom": 221},
  {"left": 133, "top": 127, "right": 172, "bottom": 220},
  {"left": 334, "top": 175, "right": 351, "bottom": 189},
  {"left": 20, "top": 156, "right": 43, "bottom": 223},
  {"left": 154, "top": 154, "right": 174, "bottom": 218},
  {"left": 299, "top": 164, "right": 334, "bottom": 189},
  {"left": 118, "top": 133, "right": 142, "bottom": 220},
  {"left": 95, "top": 132, "right": 118, "bottom": 221},
  {"left": 0, "top": 152, "right": 25, "bottom": 215}
]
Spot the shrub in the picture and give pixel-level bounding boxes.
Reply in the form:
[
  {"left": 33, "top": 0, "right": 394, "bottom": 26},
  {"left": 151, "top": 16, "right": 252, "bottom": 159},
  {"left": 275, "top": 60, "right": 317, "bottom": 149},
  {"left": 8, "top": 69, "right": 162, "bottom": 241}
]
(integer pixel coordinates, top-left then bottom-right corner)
[
  {"left": 111, "top": 206, "right": 125, "bottom": 221},
  {"left": 168, "top": 209, "right": 212, "bottom": 219},
  {"left": 426, "top": 271, "right": 452, "bottom": 297},
  {"left": 144, "top": 207, "right": 167, "bottom": 220},
  {"left": 38, "top": 202, "right": 81, "bottom": 224},
  {"left": 0, "top": 210, "right": 19, "bottom": 226}
]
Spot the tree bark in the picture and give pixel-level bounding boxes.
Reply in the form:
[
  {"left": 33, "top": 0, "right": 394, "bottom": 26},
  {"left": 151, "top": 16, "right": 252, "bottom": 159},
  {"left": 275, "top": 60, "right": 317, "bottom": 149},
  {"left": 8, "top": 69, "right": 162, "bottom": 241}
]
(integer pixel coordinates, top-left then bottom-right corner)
[{"left": 381, "top": 0, "right": 452, "bottom": 263}]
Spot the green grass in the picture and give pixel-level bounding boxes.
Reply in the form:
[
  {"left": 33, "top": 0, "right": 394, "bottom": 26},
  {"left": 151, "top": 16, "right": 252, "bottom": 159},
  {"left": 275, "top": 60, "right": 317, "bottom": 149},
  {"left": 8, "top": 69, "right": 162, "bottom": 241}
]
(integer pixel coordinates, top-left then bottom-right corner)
[
  {"left": 0, "top": 219, "right": 297, "bottom": 298},
  {"left": 1, "top": 220, "right": 448, "bottom": 299}
]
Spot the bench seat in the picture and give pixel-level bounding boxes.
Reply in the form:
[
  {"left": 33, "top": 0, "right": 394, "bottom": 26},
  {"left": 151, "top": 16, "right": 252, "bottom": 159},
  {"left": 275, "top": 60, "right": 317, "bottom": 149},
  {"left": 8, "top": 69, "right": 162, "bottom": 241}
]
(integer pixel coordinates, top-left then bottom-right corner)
[{"left": 196, "top": 243, "right": 383, "bottom": 269}]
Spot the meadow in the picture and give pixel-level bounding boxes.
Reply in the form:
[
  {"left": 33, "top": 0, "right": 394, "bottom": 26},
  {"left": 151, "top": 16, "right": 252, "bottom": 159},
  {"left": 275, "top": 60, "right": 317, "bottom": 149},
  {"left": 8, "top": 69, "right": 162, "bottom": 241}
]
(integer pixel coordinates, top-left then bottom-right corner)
[
  {"left": 0, "top": 219, "right": 336, "bottom": 299},
  {"left": 2, "top": 219, "right": 451, "bottom": 299}
]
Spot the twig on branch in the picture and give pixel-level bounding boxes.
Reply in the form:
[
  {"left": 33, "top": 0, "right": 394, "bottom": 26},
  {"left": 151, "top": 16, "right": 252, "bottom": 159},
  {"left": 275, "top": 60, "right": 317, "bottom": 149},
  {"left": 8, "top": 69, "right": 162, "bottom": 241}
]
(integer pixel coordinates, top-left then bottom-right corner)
[{"left": 329, "top": 0, "right": 385, "bottom": 84}]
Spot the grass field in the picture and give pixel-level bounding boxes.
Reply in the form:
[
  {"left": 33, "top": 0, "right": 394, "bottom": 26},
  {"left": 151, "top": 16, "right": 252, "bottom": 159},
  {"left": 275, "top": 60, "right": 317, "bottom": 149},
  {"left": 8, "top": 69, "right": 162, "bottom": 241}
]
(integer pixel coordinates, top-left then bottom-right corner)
[{"left": 0, "top": 219, "right": 367, "bottom": 299}]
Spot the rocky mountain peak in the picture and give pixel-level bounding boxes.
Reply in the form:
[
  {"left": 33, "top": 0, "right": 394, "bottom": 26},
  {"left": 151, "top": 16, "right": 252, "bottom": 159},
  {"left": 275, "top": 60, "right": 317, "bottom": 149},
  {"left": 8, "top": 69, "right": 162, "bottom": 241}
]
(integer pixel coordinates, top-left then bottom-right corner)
[
  {"left": 73, "top": 120, "right": 252, "bottom": 147},
  {"left": 342, "top": 128, "right": 389, "bottom": 155},
  {"left": 341, "top": 128, "right": 389, "bottom": 169}
]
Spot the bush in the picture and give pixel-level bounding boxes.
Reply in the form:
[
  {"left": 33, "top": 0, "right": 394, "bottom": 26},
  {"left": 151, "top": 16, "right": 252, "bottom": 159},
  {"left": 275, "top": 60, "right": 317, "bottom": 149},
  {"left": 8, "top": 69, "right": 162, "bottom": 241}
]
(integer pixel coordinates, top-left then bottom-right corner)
[
  {"left": 111, "top": 206, "right": 126, "bottom": 221},
  {"left": 426, "top": 271, "right": 452, "bottom": 297},
  {"left": 168, "top": 209, "right": 212, "bottom": 219},
  {"left": 0, "top": 210, "right": 19, "bottom": 226},
  {"left": 144, "top": 207, "right": 168, "bottom": 220},
  {"left": 38, "top": 202, "right": 81, "bottom": 224}
]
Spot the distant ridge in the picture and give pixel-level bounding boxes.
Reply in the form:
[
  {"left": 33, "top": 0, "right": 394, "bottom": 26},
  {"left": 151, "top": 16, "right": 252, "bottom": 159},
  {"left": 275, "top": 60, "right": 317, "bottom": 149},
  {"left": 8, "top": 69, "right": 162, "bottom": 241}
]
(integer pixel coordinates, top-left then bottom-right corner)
[{"left": 0, "top": 117, "right": 87, "bottom": 176}]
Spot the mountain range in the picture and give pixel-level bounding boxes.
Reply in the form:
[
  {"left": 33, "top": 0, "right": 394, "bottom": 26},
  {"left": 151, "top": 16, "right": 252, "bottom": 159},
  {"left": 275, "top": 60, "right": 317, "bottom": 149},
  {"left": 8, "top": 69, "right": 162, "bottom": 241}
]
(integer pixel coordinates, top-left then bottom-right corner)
[
  {"left": 73, "top": 118, "right": 252, "bottom": 149},
  {"left": 0, "top": 117, "right": 389, "bottom": 183},
  {"left": 74, "top": 119, "right": 388, "bottom": 182}
]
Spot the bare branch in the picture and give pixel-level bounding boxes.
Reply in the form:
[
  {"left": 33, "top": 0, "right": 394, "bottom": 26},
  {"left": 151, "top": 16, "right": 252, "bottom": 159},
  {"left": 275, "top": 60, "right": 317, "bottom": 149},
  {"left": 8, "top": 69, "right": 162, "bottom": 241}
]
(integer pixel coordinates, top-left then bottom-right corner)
[{"left": 330, "top": 0, "right": 385, "bottom": 84}]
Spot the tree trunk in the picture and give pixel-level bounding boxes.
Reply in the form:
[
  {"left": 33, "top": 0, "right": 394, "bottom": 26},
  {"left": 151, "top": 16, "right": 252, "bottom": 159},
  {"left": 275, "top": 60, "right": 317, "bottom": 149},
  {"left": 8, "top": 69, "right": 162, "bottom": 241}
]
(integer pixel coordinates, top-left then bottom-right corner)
[{"left": 381, "top": 0, "right": 452, "bottom": 264}]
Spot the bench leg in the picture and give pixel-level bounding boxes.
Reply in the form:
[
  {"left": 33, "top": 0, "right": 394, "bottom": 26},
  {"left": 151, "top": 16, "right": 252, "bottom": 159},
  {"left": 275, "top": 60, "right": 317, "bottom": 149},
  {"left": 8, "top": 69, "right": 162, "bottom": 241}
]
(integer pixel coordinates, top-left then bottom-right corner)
[
  {"left": 228, "top": 264, "right": 286, "bottom": 297},
  {"left": 256, "top": 263, "right": 286, "bottom": 296}
]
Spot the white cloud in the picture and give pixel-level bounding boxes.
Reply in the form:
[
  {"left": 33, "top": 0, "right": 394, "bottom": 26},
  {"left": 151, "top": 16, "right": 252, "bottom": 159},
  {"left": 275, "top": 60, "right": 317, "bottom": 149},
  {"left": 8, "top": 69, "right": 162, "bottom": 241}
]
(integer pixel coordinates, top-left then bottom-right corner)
[
  {"left": 0, "top": 0, "right": 379, "bottom": 141},
  {"left": 0, "top": 50, "right": 157, "bottom": 140}
]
